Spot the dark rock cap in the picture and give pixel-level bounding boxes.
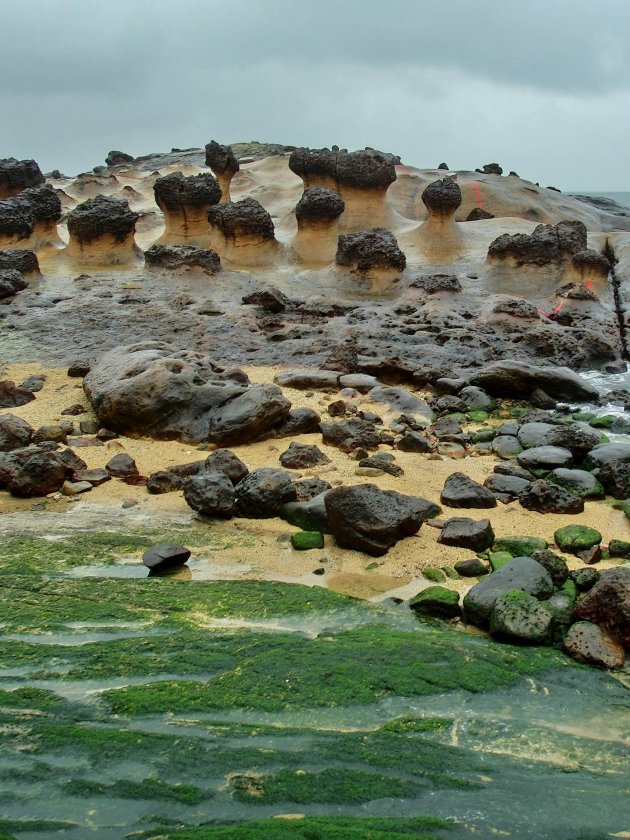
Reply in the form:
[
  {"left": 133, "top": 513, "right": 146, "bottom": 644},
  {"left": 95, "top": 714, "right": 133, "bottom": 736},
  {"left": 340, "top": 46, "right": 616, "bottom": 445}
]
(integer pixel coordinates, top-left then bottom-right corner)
[
  {"left": 208, "top": 197, "right": 275, "bottom": 240},
  {"left": 0, "top": 249, "right": 39, "bottom": 274},
  {"left": 422, "top": 178, "right": 462, "bottom": 215},
  {"left": 466, "top": 207, "right": 494, "bottom": 221},
  {"left": 105, "top": 151, "right": 134, "bottom": 167},
  {"left": 0, "top": 158, "right": 45, "bottom": 193},
  {"left": 67, "top": 195, "right": 139, "bottom": 244},
  {"left": 488, "top": 220, "right": 588, "bottom": 266},
  {"left": 289, "top": 147, "right": 399, "bottom": 189},
  {"left": 0, "top": 269, "right": 28, "bottom": 299},
  {"left": 482, "top": 163, "right": 503, "bottom": 175},
  {"left": 144, "top": 244, "right": 221, "bottom": 273},
  {"left": 20, "top": 184, "right": 62, "bottom": 223},
  {"left": 0, "top": 197, "right": 35, "bottom": 238},
  {"left": 571, "top": 249, "right": 611, "bottom": 274},
  {"left": 154, "top": 172, "right": 222, "bottom": 211},
  {"left": 295, "top": 187, "right": 345, "bottom": 223},
  {"left": 205, "top": 141, "right": 240, "bottom": 175},
  {"left": 336, "top": 227, "right": 406, "bottom": 272},
  {"left": 411, "top": 274, "right": 461, "bottom": 293}
]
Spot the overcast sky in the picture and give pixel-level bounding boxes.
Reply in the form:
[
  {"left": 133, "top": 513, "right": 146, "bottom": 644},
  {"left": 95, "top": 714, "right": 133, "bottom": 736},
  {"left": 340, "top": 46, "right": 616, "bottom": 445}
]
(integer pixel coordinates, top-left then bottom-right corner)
[{"left": 1, "top": 0, "right": 629, "bottom": 191}]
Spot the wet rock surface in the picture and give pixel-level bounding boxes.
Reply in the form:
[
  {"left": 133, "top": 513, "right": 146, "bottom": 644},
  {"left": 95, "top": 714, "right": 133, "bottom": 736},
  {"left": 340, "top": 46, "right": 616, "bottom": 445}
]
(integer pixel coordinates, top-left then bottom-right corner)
[
  {"left": 336, "top": 228, "right": 406, "bottom": 272},
  {"left": 144, "top": 244, "right": 221, "bottom": 272}
]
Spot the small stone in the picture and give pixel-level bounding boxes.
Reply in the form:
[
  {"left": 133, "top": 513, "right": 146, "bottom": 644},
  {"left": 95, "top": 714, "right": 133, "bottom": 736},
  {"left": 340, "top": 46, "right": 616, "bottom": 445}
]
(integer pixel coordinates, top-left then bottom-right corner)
[
  {"left": 409, "top": 586, "right": 460, "bottom": 619},
  {"left": 61, "top": 480, "right": 92, "bottom": 496},
  {"left": 609, "top": 539, "right": 630, "bottom": 558},
  {"left": 570, "top": 567, "right": 600, "bottom": 592},
  {"left": 61, "top": 402, "right": 86, "bottom": 416},
  {"left": 577, "top": 545, "right": 602, "bottom": 565},
  {"left": 291, "top": 531, "right": 325, "bottom": 550},
  {"left": 454, "top": 558, "right": 489, "bottom": 577},
  {"left": 106, "top": 453, "right": 139, "bottom": 478},
  {"left": 142, "top": 543, "right": 191, "bottom": 571},
  {"left": 79, "top": 420, "right": 100, "bottom": 435}
]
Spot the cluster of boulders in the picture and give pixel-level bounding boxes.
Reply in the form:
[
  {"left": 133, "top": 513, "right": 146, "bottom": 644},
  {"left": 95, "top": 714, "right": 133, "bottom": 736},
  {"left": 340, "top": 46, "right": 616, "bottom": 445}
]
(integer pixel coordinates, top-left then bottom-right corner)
[{"left": 411, "top": 527, "right": 630, "bottom": 670}]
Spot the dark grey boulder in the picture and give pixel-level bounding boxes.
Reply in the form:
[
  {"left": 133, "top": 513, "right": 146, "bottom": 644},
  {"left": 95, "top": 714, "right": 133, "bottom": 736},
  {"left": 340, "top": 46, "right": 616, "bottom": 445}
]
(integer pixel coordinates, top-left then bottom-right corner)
[
  {"left": 359, "top": 452, "right": 404, "bottom": 477},
  {"left": 203, "top": 449, "right": 248, "bottom": 485},
  {"left": 550, "top": 468, "right": 605, "bottom": 499},
  {"left": 320, "top": 418, "right": 381, "bottom": 452},
  {"left": 538, "top": 424, "right": 600, "bottom": 459},
  {"left": 0, "top": 248, "right": 39, "bottom": 274},
  {"left": 105, "top": 453, "right": 138, "bottom": 478},
  {"left": 184, "top": 473, "right": 236, "bottom": 518},
  {"left": 324, "top": 484, "right": 440, "bottom": 556},
  {"left": 583, "top": 444, "right": 630, "bottom": 470},
  {"left": 483, "top": 473, "right": 531, "bottom": 502},
  {"left": 6, "top": 450, "right": 70, "bottom": 497},
  {"left": 147, "top": 471, "right": 185, "bottom": 494},
  {"left": 597, "top": 459, "right": 630, "bottom": 499},
  {"left": 204, "top": 141, "right": 239, "bottom": 175},
  {"left": 0, "top": 268, "right": 28, "bottom": 299},
  {"left": 469, "top": 361, "right": 598, "bottom": 401},
  {"left": 0, "top": 157, "right": 45, "bottom": 194},
  {"left": 142, "top": 543, "right": 191, "bottom": 571},
  {"left": 493, "top": 461, "right": 534, "bottom": 480},
  {"left": 437, "top": 517, "right": 495, "bottom": 552},
  {"left": 295, "top": 187, "right": 345, "bottom": 223},
  {"left": 84, "top": 343, "right": 291, "bottom": 445},
  {"left": 106, "top": 151, "right": 134, "bottom": 167},
  {"left": 279, "top": 442, "right": 330, "bottom": 469},
  {"left": 492, "top": 436, "right": 522, "bottom": 458},
  {"left": 293, "top": 477, "right": 332, "bottom": 501},
  {"left": 517, "top": 446, "right": 574, "bottom": 471},
  {"left": 488, "top": 220, "right": 587, "bottom": 266},
  {"left": 396, "top": 431, "right": 433, "bottom": 453},
  {"left": 516, "top": 422, "right": 555, "bottom": 449},
  {"left": 463, "top": 557, "right": 554, "bottom": 627},
  {"left": 235, "top": 468, "right": 297, "bottom": 518},
  {"left": 490, "top": 591, "right": 553, "bottom": 644},
  {"left": 454, "top": 557, "right": 489, "bottom": 577},
  {"left": 441, "top": 472, "right": 497, "bottom": 508},
  {"left": 0, "top": 196, "right": 34, "bottom": 239},
  {"left": 573, "top": 567, "right": 630, "bottom": 649},
  {"left": 519, "top": 480, "right": 584, "bottom": 514},
  {"left": 68, "top": 195, "right": 139, "bottom": 244},
  {"left": 274, "top": 407, "right": 322, "bottom": 437}
]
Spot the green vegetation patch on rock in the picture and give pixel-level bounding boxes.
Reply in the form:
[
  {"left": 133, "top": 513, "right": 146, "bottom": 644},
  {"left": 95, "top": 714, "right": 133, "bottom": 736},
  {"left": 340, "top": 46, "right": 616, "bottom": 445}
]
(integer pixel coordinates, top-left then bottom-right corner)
[
  {"left": 290, "top": 530, "right": 324, "bottom": 550},
  {"left": 492, "top": 536, "right": 548, "bottom": 556},
  {"left": 490, "top": 590, "right": 553, "bottom": 645},
  {"left": 554, "top": 525, "right": 602, "bottom": 555},
  {"left": 409, "top": 586, "right": 460, "bottom": 619}
]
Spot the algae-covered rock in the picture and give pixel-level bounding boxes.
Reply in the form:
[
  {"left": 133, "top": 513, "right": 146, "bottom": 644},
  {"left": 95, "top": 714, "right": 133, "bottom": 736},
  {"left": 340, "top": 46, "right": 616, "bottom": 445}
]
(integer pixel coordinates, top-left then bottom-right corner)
[
  {"left": 530, "top": 549, "right": 569, "bottom": 586},
  {"left": 550, "top": 468, "right": 605, "bottom": 500},
  {"left": 409, "top": 586, "right": 460, "bottom": 619},
  {"left": 493, "top": 536, "right": 548, "bottom": 556},
  {"left": 609, "top": 539, "right": 630, "bottom": 558},
  {"left": 489, "top": 551, "right": 513, "bottom": 571},
  {"left": 291, "top": 531, "right": 325, "bottom": 550},
  {"left": 490, "top": 590, "right": 554, "bottom": 644},
  {"left": 463, "top": 557, "right": 554, "bottom": 627},
  {"left": 554, "top": 525, "right": 602, "bottom": 555},
  {"left": 454, "top": 557, "right": 489, "bottom": 577},
  {"left": 423, "top": 567, "right": 446, "bottom": 583},
  {"left": 570, "top": 567, "right": 600, "bottom": 592}
]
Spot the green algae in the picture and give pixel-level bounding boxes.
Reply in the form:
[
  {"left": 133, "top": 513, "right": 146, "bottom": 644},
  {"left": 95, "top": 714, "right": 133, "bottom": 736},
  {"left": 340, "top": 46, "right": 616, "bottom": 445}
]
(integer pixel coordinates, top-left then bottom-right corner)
[{"left": 63, "top": 776, "right": 211, "bottom": 804}]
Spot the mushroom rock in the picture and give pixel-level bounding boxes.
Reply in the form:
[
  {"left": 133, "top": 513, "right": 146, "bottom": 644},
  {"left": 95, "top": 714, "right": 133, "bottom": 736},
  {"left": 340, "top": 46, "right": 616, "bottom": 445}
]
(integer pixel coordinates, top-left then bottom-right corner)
[
  {"left": 487, "top": 220, "right": 588, "bottom": 267},
  {"left": 18, "top": 185, "right": 63, "bottom": 247},
  {"left": 415, "top": 178, "right": 464, "bottom": 260},
  {"left": 0, "top": 158, "right": 45, "bottom": 198},
  {"left": 293, "top": 186, "right": 345, "bottom": 264},
  {"left": 0, "top": 197, "right": 35, "bottom": 248},
  {"left": 336, "top": 227, "right": 406, "bottom": 292},
  {"left": 65, "top": 194, "right": 141, "bottom": 265},
  {"left": 144, "top": 243, "right": 221, "bottom": 274},
  {"left": 153, "top": 171, "right": 221, "bottom": 246},
  {"left": 0, "top": 248, "right": 40, "bottom": 275},
  {"left": 207, "top": 197, "right": 277, "bottom": 267},
  {"left": 205, "top": 141, "right": 239, "bottom": 203},
  {"left": 482, "top": 163, "right": 503, "bottom": 175},
  {"left": 288, "top": 147, "right": 399, "bottom": 232},
  {"left": 570, "top": 248, "right": 611, "bottom": 284}
]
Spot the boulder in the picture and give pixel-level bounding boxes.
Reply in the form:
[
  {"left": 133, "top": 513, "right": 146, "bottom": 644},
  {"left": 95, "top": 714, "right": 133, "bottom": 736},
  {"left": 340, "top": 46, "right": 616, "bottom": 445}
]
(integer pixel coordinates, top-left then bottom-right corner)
[
  {"left": 242, "top": 287, "right": 291, "bottom": 313},
  {"left": 67, "top": 195, "right": 139, "bottom": 244},
  {"left": 517, "top": 446, "right": 574, "bottom": 471},
  {"left": 84, "top": 342, "right": 291, "bottom": 444},
  {"left": 492, "top": 435, "right": 522, "bottom": 458},
  {"left": 554, "top": 525, "right": 602, "bottom": 555},
  {"left": 550, "top": 468, "right": 605, "bottom": 499},
  {"left": 320, "top": 418, "right": 381, "bottom": 452},
  {"left": 274, "top": 407, "right": 322, "bottom": 437},
  {"left": 409, "top": 586, "right": 460, "bottom": 619},
  {"left": 440, "top": 472, "right": 497, "bottom": 508},
  {"left": 469, "top": 361, "right": 598, "bottom": 401},
  {"left": 6, "top": 450, "right": 70, "bottom": 497},
  {"left": 336, "top": 228, "right": 406, "bottom": 273},
  {"left": 324, "top": 484, "right": 440, "bottom": 556},
  {"left": 105, "top": 453, "right": 138, "bottom": 478},
  {"left": 235, "top": 468, "right": 297, "bottom": 518},
  {"left": 396, "top": 431, "right": 433, "bottom": 453},
  {"left": 279, "top": 443, "right": 330, "bottom": 469},
  {"left": 359, "top": 452, "right": 404, "bottom": 477},
  {"left": 570, "top": 567, "right": 600, "bottom": 592},
  {"left": 0, "top": 157, "right": 45, "bottom": 196},
  {"left": 0, "top": 248, "right": 39, "bottom": 274},
  {"left": 183, "top": 473, "right": 236, "bottom": 518},
  {"left": 463, "top": 557, "right": 554, "bottom": 627},
  {"left": 208, "top": 197, "right": 275, "bottom": 241},
  {"left": 411, "top": 273, "right": 462, "bottom": 293},
  {"left": 597, "top": 459, "right": 630, "bottom": 499},
  {"left": 564, "top": 621, "right": 625, "bottom": 669},
  {"left": 538, "top": 425, "right": 600, "bottom": 459},
  {"left": 142, "top": 543, "right": 191, "bottom": 572},
  {"left": 280, "top": 491, "right": 332, "bottom": 533},
  {"left": 583, "top": 444, "right": 630, "bottom": 470},
  {"left": 144, "top": 244, "right": 221, "bottom": 273},
  {"left": 483, "top": 473, "right": 531, "bottom": 502},
  {"left": 106, "top": 151, "right": 134, "bottom": 166},
  {"left": 519, "top": 480, "right": 584, "bottom": 514},
  {"left": 454, "top": 557, "right": 489, "bottom": 577},
  {"left": 0, "top": 196, "right": 34, "bottom": 240},
  {"left": 490, "top": 590, "right": 553, "bottom": 644},
  {"left": 573, "top": 568, "right": 630, "bottom": 648},
  {"left": 274, "top": 370, "right": 340, "bottom": 389},
  {"left": 0, "top": 380, "right": 36, "bottom": 408},
  {"left": 516, "top": 422, "right": 555, "bottom": 449},
  {"left": 0, "top": 414, "right": 33, "bottom": 452},
  {"left": 437, "top": 517, "right": 495, "bottom": 551},
  {"left": 492, "top": 536, "right": 548, "bottom": 556},
  {"left": 203, "top": 449, "right": 248, "bottom": 485},
  {"left": 0, "top": 268, "right": 28, "bottom": 299}
]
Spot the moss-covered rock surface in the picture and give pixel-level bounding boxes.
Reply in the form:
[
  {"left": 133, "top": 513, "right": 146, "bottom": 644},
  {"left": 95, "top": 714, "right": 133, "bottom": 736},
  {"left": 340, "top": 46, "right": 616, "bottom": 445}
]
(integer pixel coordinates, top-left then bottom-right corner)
[{"left": 0, "top": 527, "right": 628, "bottom": 839}]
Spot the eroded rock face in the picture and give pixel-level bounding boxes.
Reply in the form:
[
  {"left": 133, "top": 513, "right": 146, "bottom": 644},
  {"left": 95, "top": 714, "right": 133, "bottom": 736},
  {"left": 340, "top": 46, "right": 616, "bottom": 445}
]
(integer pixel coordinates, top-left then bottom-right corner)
[
  {"left": 144, "top": 244, "right": 221, "bottom": 273},
  {"left": 422, "top": 179, "right": 462, "bottom": 218},
  {"left": 336, "top": 228, "right": 406, "bottom": 274},
  {"left": 0, "top": 269, "right": 28, "bottom": 299},
  {"left": 205, "top": 140, "right": 239, "bottom": 202},
  {"left": 468, "top": 361, "right": 599, "bottom": 401},
  {"left": 153, "top": 172, "right": 222, "bottom": 246},
  {"left": 0, "top": 158, "right": 45, "bottom": 198},
  {"left": 0, "top": 197, "right": 35, "bottom": 244},
  {"left": 293, "top": 187, "right": 346, "bottom": 264},
  {"left": 66, "top": 195, "right": 140, "bottom": 263},
  {"left": 83, "top": 342, "right": 291, "bottom": 444},
  {"left": 488, "top": 220, "right": 588, "bottom": 266},
  {"left": 207, "top": 198, "right": 277, "bottom": 266}
]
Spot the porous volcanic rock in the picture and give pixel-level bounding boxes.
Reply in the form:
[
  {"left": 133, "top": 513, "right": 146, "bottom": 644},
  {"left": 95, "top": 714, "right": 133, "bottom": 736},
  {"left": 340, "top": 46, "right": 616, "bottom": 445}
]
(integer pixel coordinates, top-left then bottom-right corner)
[
  {"left": 0, "top": 197, "right": 34, "bottom": 242},
  {"left": 324, "top": 483, "right": 440, "bottom": 556},
  {"left": 519, "top": 480, "right": 584, "bottom": 514},
  {"left": 440, "top": 472, "right": 497, "bottom": 509},
  {"left": 320, "top": 417, "right": 382, "bottom": 452},
  {"left": 184, "top": 472, "right": 236, "bottom": 518},
  {"left": 295, "top": 187, "right": 345, "bottom": 225},
  {"left": 597, "top": 459, "right": 630, "bottom": 499},
  {"left": 0, "top": 158, "right": 45, "bottom": 198},
  {"left": 336, "top": 228, "right": 406, "bottom": 273},
  {"left": 411, "top": 274, "right": 462, "bottom": 293},
  {"left": 421, "top": 178, "right": 462, "bottom": 217},
  {"left": 571, "top": 249, "right": 611, "bottom": 278},
  {"left": 67, "top": 195, "right": 139, "bottom": 244},
  {"left": 488, "top": 220, "right": 587, "bottom": 266},
  {"left": 289, "top": 147, "right": 397, "bottom": 191},
  {"left": 279, "top": 442, "right": 330, "bottom": 469},
  {"left": 573, "top": 568, "right": 630, "bottom": 649},
  {"left": 106, "top": 151, "right": 135, "bottom": 167},
  {"left": 20, "top": 184, "right": 62, "bottom": 225},
  {"left": 0, "top": 248, "right": 39, "bottom": 274},
  {"left": 437, "top": 517, "right": 495, "bottom": 551},
  {"left": 0, "top": 414, "right": 33, "bottom": 451},
  {"left": 203, "top": 449, "right": 249, "bottom": 485},
  {"left": 144, "top": 244, "right": 221, "bottom": 273},
  {"left": 83, "top": 342, "right": 291, "bottom": 444},
  {"left": 205, "top": 140, "right": 239, "bottom": 202},
  {"left": 208, "top": 197, "right": 275, "bottom": 241},
  {"left": 154, "top": 172, "right": 221, "bottom": 211},
  {"left": 235, "top": 467, "right": 297, "bottom": 518}
]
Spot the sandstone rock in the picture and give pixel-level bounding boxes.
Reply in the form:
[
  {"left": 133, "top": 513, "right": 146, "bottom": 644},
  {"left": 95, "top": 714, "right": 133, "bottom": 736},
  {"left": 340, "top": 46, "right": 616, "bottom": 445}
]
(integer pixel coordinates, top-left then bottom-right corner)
[
  {"left": 488, "top": 220, "right": 587, "bottom": 266},
  {"left": 144, "top": 244, "right": 221, "bottom": 273},
  {"left": 336, "top": 228, "right": 406, "bottom": 273}
]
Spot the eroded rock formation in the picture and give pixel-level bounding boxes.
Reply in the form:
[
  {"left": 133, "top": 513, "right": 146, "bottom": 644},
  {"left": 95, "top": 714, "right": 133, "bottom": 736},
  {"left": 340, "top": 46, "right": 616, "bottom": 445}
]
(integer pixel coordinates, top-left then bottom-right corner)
[
  {"left": 66, "top": 195, "right": 141, "bottom": 264},
  {"left": 293, "top": 187, "right": 345, "bottom": 264},
  {"left": 205, "top": 141, "right": 239, "bottom": 203},
  {"left": 207, "top": 197, "right": 277, "bottom": 266},
  {"left": 0, "top": 158, "right": 45, "bottom": 198},
  {"left": 153, "top": 172, "right": 221, "bottom": 246}
]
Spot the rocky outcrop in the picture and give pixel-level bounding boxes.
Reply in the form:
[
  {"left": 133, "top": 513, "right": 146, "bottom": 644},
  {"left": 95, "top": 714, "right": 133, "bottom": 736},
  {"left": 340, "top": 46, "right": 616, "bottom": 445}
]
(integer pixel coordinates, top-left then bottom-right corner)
[
  {"left": 105, "top": 151, "right": 134, "bottom": 167},
  {"left": 293, "top": 187, "right": 345, "bottom": 265},
  {"left": 204, "top": 141, "right": 239, "bottom": 203},
  {"left": 0, "top": 158, "right": 45, "bottom": 198},
  {"left": 18, "top": 184, "right": 62, "bottom": 247},
  {"left": 83, "top": 342, "right": 291, "bottom": 444},
  {"left": 0, "top": 269, "right": 28, "bottom": 299},
  {"left": 144, "top": 244, "right": 221, "bottom": 273},
  {"left": 415, "top": 178, "right": 464, "bottom": 260},
  {"left": 66, "top": 195, "right": 141, "bottom": 264},
  {"left": 0, "top": 248, "right": 39, "bottom": 274},
  {"left": 207, "top": 198, "right": 277, "bottom": 266},
  {"left": 153, "top": 172, "right": 221, "bottom": 246},
  {"left": 468, "top": 361, "right": 599, "bottom": 401},
  {"left": 336, "top": 228, "right": 406, "bottom": 285},
  {"left": 289, "top": 147, "right": 399, "bottom": 231}
]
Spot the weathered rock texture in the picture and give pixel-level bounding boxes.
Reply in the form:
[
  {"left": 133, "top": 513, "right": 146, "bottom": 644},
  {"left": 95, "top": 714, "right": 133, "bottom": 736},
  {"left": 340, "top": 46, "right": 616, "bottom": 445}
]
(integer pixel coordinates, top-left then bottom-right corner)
[
  {"left": 294, "top": 187, "right": 345, "bottom": 265},
  {"left": 205, "top": 141, "right": 239, "bottom": 203},
  {"left": 207, "top": 198, "right": 277, "bottom": 266},
  {"left": 0, "top": 158, "right": 45, "bottom": 198},
  {"left": 154, "top": 172, "right": 221, "bottom": 245},
  {"left": 66, "top": 195, "right": 141, "bottom": 264}
]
